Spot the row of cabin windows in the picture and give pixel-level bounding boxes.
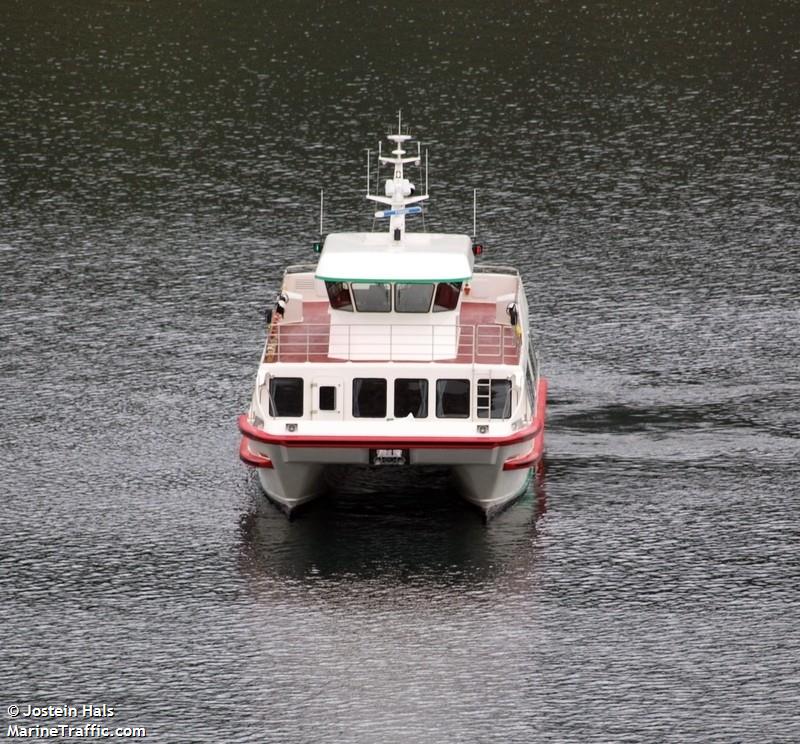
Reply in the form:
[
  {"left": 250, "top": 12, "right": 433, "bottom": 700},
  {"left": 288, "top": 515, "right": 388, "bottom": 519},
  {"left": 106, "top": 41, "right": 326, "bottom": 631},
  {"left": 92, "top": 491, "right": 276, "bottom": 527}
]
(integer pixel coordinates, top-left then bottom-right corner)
[
  {"left": 268, "top": 377, "right": 511, "bottom": 419},
  {"left": 326, "top": 281, "right": 462, "bottom": 313}
]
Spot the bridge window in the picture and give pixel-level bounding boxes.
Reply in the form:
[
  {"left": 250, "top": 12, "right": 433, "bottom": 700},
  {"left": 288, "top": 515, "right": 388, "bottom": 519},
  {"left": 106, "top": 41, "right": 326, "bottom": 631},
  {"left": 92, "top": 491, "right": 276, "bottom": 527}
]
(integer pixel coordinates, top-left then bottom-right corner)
[
  {"left": 433, "top": 282, "right": 462, "bottom": 312},
  {"left": 269, "top": 377, "right": 303, "bottom": 417},
  {"left": 395, "top": 283, "right": 434, "bottom": 313},
  {"left": 436, "top": 379, "right": 470, "bottom": 418},
  {"left": 325, "top": 281, "right": 353, "bottom": 311},
  {"left": 477, "top": 379, "right": 512, "bottom": 419},
  {"left": 394, "top": 379, "right": 428, "bottom": 418},
  {"left": 351, "top": 283, "right": 391, "bottom": 312},
  {"left": 353, "top": 378, "right": 386, "bottom": 417}
]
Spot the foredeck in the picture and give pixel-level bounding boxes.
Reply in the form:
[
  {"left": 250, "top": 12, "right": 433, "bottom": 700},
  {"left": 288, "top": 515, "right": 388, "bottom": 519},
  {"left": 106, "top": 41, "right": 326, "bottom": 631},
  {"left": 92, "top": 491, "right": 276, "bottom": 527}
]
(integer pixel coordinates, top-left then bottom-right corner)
[{"left": 264, "top": 301, "right": 521, "bottom": 365}]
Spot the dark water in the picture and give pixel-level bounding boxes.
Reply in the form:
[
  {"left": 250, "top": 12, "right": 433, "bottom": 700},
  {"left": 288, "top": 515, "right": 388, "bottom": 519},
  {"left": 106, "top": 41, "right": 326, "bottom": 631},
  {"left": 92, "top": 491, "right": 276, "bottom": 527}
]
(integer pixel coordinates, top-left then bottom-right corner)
[{"left": 2, "top": 1, "right": 799, "bottom": 741}]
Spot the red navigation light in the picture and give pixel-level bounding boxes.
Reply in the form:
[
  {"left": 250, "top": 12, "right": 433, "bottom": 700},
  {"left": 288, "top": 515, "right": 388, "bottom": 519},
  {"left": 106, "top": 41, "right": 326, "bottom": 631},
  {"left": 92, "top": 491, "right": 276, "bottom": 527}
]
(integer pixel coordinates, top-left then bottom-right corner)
[{"left": 472, "top": 243, "right": 484, "bottom": 256}]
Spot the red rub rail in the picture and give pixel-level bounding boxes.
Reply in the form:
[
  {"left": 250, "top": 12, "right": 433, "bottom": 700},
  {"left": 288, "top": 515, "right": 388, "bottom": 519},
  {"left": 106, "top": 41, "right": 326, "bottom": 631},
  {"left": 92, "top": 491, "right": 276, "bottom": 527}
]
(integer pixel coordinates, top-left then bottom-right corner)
[
  {"left": 238, "top": 436, "right": 274, "bottom": 468},
  {"left": 504, "top": 378, "right": 547, "bottom": 470}
]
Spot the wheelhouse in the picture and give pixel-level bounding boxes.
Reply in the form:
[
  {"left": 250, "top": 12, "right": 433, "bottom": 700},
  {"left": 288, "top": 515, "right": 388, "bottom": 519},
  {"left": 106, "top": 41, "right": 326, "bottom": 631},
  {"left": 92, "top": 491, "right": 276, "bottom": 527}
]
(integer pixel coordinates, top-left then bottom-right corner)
[{"left": 316, "top": 232, "right": 473, "bottom": 314}]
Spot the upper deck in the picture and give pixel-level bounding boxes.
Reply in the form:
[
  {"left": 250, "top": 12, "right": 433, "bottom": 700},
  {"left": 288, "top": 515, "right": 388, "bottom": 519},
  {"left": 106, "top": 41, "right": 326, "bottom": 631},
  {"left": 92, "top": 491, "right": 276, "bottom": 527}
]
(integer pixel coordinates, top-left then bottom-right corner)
[
  {"left": 260, "top": 124, "right": 528, "bottom": 369},
  {"left": 263, "top": 264, "right": 525, "bottom": 366}
]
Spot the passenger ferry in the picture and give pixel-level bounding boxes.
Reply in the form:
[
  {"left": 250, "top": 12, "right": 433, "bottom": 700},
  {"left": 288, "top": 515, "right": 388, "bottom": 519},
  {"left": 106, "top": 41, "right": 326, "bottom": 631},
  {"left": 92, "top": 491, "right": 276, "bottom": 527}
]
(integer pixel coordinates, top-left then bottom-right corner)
[{"left": 238, "top": 120, "right": 547, "bottom": 517}]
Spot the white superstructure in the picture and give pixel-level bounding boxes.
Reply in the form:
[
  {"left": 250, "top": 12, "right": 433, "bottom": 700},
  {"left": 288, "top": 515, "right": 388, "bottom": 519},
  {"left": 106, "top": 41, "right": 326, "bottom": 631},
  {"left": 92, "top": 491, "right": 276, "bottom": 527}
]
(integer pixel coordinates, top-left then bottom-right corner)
[{"left": 239, "top": 119, "right": 547, "bottom": 517}]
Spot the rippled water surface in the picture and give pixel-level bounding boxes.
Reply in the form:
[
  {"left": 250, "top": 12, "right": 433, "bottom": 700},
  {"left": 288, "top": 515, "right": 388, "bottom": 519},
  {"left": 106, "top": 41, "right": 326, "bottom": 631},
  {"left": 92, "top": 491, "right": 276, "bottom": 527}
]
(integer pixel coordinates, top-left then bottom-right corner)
[{"left": 2, "top": 1, "right": 799, "bottom": 741}]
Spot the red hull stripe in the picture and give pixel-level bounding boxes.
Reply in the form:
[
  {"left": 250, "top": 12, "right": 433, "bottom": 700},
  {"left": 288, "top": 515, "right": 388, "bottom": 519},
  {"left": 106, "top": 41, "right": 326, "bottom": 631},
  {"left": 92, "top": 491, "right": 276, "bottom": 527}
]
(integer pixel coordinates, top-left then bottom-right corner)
[
  {"left": 239, "top": 436, "right": 274, "bottom": 468},
  {"left": 503, "top": 377, "right": 548, "bottom": 470},
  {"left": 502, "top": 431, "right": 543, "bottom": 470},
  {"left": 239, "top": 379, "right": 547, "bottom": 452}
]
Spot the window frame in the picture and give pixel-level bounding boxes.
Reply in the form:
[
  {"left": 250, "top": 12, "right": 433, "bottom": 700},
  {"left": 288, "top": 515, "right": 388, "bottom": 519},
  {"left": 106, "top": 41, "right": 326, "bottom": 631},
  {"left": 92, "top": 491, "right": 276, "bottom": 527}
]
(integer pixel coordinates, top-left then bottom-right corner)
[
  {"left": 350, "top": 282, "right": 392, "bottom": 313},
  {"left": 325, "top": 281, "right": 354, "bottom": 312},
  {"left": 477, "top": 379, "right": 513, "bottom": 419},
  {"left": 268, "top": 377, "right": 304, "bottom": 417},
  {"left": 393, "top": 378, "right": 429, "bottom": 419},
  {"left": 352, "top": 377, "right": 387, "bottom": 418},
  {"left": 319, "top": 385, "right": 337, "bottom": 411},
  {"left": 432, "top": 282, "right": 462, "bottom": 313},
  {"left": 435, "top": 378, "right": 471, "bottom": 419},
  {"left": 394, "top": 283, "right": 435, "bottom": 313}
]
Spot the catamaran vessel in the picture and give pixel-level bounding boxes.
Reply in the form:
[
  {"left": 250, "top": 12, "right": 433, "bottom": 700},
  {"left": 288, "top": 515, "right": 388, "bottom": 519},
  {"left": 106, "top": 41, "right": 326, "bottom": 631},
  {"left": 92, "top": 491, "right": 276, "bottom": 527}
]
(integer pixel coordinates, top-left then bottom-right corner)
[{"left": 238, "top": 120, "right": 547, "bottom": 516}]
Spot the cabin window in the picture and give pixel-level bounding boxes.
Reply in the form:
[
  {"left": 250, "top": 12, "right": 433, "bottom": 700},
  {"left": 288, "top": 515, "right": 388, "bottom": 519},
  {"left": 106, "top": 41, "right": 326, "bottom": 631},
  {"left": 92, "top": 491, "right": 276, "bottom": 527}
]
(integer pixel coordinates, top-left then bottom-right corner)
[
  {"left": 352, "top": 378, "right": 387, "bottom": 418},
  {"left": 436, "top": 379, "right": 470, "bottom": 418},
  {"left": 395, "top": 283, "right": 435, "bottom": 313},
  {"left": 319, "top": 386, "right": 336, "bottom": 411},
  {"left": 477, "top": 379, "right": 512, "bottom": 419},
  {"left": 433, "top": 282, "right": 462, "bottom": 312},
  {"left": 394, "top": 379, "right": 428, "bottom": 418},
  {"left": 351, "top": 283, "right": 391, "bottom": 312},
  {"left": 325, "top": 281, "right": 353, "bottom": 311},
  {"left": 269, "top": 377, "right": 304, "bottom": 417}
]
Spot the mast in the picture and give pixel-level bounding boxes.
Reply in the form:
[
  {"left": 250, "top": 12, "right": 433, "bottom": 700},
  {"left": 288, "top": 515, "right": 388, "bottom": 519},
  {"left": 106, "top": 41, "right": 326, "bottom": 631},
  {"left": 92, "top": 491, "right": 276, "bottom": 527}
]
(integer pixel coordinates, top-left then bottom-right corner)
[{"left": 365, "top": 114, "right": 429, "bottom": 241}]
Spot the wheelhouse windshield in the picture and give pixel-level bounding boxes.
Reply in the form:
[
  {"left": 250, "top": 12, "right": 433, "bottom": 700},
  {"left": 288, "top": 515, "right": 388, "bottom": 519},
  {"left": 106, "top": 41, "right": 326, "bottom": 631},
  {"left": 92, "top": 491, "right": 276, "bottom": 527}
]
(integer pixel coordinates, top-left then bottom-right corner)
[{"left": 351, "top": 283, "right": 391, "bottom": 312}]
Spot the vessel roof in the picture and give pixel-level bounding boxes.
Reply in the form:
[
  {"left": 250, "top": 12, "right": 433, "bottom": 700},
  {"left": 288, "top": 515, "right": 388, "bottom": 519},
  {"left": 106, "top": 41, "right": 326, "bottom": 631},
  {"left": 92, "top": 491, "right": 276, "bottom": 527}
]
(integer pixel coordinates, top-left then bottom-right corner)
[{"left": 315, "top": 232, "right": 473, "bottom": 283}]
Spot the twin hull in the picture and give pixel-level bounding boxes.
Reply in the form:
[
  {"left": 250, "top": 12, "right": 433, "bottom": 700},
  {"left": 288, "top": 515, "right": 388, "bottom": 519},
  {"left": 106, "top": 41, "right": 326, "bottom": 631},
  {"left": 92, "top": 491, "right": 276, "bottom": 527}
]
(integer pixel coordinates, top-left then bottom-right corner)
[{"left": 239, "top": 377, "right": 547, "bottom": 516}]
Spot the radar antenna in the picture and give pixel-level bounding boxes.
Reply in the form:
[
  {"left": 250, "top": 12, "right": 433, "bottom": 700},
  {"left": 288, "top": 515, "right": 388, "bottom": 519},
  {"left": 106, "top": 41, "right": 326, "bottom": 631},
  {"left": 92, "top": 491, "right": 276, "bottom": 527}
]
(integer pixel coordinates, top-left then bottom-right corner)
[{"left": 365, "top": 114, "right": 429, "bottom": 241}]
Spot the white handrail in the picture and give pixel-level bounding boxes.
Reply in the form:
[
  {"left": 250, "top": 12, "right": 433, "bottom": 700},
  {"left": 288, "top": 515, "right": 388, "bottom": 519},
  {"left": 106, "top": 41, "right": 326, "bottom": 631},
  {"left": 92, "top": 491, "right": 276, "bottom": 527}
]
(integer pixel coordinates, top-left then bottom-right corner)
[
  {"left": 267, "top": 322, "right": 519, "bottom": 364},
  {"left": 471, "top": 264, "right": 519, "bottom": 276}
]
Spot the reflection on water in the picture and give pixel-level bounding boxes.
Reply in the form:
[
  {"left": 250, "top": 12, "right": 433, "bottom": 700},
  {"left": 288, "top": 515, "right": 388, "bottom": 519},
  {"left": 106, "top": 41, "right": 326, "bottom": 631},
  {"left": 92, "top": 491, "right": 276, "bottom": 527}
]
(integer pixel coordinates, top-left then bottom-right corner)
[{"left": 238, "top": 465, "right": 548, "bottom": 587}]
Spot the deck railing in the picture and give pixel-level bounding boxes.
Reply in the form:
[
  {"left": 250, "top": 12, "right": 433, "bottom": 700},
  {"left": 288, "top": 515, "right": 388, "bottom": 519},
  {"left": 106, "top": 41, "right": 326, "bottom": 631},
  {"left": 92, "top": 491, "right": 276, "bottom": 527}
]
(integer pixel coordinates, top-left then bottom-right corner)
[
  {"left": 471, "top": 264, "right": 520, "bottom": 276},
  {"left": 284, "top": 263, "right": 318, "bottom": 274},
  {"left": 264, "top": 322, "right": 520, "bottom": 364}
]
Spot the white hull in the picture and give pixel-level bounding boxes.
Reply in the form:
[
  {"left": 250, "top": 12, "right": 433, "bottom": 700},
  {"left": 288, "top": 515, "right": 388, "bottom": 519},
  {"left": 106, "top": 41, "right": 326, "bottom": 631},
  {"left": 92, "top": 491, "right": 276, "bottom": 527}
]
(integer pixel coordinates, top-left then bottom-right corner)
[
  {"left": 256, "top": 465, "right": 326, "bottom": 514},
  {"left": 451, "top": 463, "right": 533, "bottom": 517},
  {"left": 255, "top": 460, "right": 533, "bottom": 516},
  {"left": 244, "top": 425, "right": 543, "bottom": 517}
]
